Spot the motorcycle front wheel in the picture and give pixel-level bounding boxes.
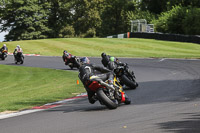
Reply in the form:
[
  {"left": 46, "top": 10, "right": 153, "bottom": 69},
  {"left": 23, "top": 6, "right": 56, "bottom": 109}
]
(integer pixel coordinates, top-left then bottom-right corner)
[{"left": 97, "top": 88, "right": 118, "bottom": 109}]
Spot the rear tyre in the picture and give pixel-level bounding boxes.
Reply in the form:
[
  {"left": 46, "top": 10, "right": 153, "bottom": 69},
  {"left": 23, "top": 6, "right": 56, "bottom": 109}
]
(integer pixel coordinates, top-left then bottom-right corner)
[
  {"left": 97, "top": 88, "right": 118, "bottom": 109},
  {"left": 20, "top": 60, "right": 23, "bottom": 64},
  {"left": 121, "top": 75, "right": 138, "bottom": 89},
  {"left": 20, "top": 57, "right": 24, "bottom": 64}
]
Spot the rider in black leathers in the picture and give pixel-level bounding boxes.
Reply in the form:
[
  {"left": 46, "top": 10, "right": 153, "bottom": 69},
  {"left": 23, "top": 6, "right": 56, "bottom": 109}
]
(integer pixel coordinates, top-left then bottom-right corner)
[
  {"left": 62, "top": 50, "right": 80, "bottom": 68},
  {"left": 101, "top": 52, "right": 138, "bottom": 89},
  {"left": 78, "top": 57, "right": 115, "bottom": 104},
  {"left": 101, "top": 52, "right": 126, "bottom": 70},
  {"left": 1, "top": 44, "right": 8, "bottom": 51}
]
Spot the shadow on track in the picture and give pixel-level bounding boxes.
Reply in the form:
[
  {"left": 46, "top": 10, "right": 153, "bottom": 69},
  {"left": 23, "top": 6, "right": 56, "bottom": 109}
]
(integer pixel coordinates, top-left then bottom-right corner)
[
  {"left": 129, "top": 79, "right": 200, "bottom": 105},
  {"left": 158, "top": 113, "right": 200, "bottom": 133}
]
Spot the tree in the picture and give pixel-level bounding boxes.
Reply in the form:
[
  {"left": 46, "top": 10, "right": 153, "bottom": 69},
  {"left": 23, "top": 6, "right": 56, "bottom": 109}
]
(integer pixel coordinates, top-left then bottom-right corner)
[
  {"left": 0, "top": 0, "right": 51, "bottom": 41},
  {"left": 140, "top": 0, "right": 168, "bottom": 14},
  {"left": 166, "top": 0, "right": 200, "bottom": 10},
  {"left": 72, "top": 0, "right": 103, "bottom": 37},
  {"left": 183, "top": 7, "right": 200, "bottom": 35},
  {"left": 47, "top": 0, "right": 73, "bottom": 38},
  {"left": 100, "top": 0, "right": 133, "bottom": 37},
  {"left": 153, "top": 6, "right": 186, "bottom": 34}
]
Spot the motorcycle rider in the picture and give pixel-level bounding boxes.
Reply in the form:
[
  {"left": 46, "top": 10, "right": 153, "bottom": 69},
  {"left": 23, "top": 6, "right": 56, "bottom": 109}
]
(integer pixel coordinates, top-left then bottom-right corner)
[
  {"left": 1, "top": 44, "right": 8, "bottom": 51},
  {"left": 101, "top": 53, "right": 138, "bottom": 89},
  {"left": 62, "top": 50, "right": 80, "bottom": 68},
  {"left": 78, "top": 57, "right": 131, "bottom": 104},
  {"left": 62, "top": 50, "right": 70, "bottom": 64},
  {"left": 101, "top": 52, "right": 125, "bottom": 70},
  {"left": 13, "top": 45, "right": 23, "bottom": 61},
  {"left": 101, "top": 52, "right": 110, "bottom": 67}
]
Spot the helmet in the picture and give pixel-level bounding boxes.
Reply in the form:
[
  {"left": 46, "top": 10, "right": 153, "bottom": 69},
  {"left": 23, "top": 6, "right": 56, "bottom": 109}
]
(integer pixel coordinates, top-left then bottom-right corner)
[
  {"left": 101, "top": 52, "right": 106, "bottom": 57},
  {"left": 17, "top": 45, "right": 20, "bottom": 48},
  {"left": 116, "top": 58, "right": 119, "bottom": 62},
  {"left": 81, "top": 57, "right": 90, "bottom": 64},
  {"left": 3, "top": 44, "right": 6, "bottom": 47},
  {"left": 110, "top": 56, "right": 115, "bottom": 62},
  {"left": 63, "top": 50, "right": 67, "bottom": 54}
]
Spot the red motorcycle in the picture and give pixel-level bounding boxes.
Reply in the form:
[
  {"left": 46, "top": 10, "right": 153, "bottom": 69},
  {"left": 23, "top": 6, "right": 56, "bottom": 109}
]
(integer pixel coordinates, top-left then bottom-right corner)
[
  {"left": 87, "top": 75, "right": 131, "bottom": 109},
  {"left": 63, "top": 53, "right": 80, "bottom": 69}
]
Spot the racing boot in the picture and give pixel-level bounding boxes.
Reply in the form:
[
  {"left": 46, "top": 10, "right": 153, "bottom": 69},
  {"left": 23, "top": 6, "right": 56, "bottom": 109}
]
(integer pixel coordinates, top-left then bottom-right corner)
[
  {"left": 88, "top": 94, "right": 97, "bottom": 104},
  {"left": 124, "top": 94, "right": 131, "bottom": 105}
]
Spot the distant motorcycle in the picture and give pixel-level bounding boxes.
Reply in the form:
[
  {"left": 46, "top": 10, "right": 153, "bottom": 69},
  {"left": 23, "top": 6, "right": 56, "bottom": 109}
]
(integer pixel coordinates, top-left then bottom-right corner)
[
  {"left": 114, "top": 63, "right": 138, "bottom": 89},
  {"left": 0, "top": 49, "right": 8, "bottom": 60},
  {"left": 14, "top": 51, "right": 24, "bottom": 64},
  {"left": 86, "top": 75, "right": 131, "bottom": 109},
  {"left": 64, "top": 53, "right": 80, "bottom": 69}
]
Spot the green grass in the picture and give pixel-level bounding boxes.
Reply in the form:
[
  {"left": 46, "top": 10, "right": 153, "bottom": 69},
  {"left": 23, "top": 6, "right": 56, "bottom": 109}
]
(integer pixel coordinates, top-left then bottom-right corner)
[
  {"left": 0, "top": 65, "right": 84, "bottom": 112},
  {"left": 1, "top": 38, "right": 200, "bottom": 58}
]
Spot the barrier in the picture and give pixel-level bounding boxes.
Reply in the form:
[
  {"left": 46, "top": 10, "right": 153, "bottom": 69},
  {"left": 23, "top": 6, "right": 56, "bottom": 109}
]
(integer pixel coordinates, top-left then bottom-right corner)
[
  {"left": 106, "top": 32, "right": 130, "bottom": 38},
  {"left": 107, "top": 32, "right": 200, "bottom": 44},
  {"left": 130, "top": 32, "right": 200, "bottom": 44}
]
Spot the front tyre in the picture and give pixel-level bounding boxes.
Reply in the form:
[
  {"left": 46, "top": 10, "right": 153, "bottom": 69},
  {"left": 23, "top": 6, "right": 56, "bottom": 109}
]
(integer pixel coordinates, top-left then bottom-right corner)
[{"left": 97, "top": 88, "right": 118, "bottom": 109}]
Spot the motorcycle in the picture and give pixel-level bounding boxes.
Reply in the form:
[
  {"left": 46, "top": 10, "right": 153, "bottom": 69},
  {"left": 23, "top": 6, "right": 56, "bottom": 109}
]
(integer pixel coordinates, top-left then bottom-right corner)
[
  {"left": 0, "top": 49, "right": 8, "bottom": 60},
  {"left": 14, "top": 51, "right": 24, "bottom": 64},
  {"left": 101, "top": 55, "right": 138, "bottom": 89},
  {"left": 64, "top": 54, "right": 80, "bottom": 69},
  {"left": 87, "top": 75, "right": 130, "bottom": 109},
  {"left": 114, "top": 63, "right": 138, "bottom": 89}
]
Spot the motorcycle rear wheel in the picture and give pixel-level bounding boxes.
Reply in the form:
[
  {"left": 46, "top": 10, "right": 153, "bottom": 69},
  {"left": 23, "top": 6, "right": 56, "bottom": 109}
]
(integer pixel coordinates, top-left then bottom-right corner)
[
  {"left": 20, "top": 57, "right": 24, "bottom": 64},
  {"left": 97, "top": 88, "right": 118, "bottom": 109},
  {"left": 121, "top": 75, "right": 138, "bottom": 89}
]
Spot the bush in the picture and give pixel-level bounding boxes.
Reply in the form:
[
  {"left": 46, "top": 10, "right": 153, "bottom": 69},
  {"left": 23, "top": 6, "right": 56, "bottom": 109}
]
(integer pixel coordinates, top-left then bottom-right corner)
[
  {"left": 84, "top": 28, "right": 96, "bottom": 38},
  {"left": 153, "top": 6, "right": 200, "bottom": 35},
  {"left": 152, "top": 5, "right": 186, "bottom": 34},
  {"left": 59, "top": 25, "right": 75, "bottom": 38},
  {"left": 127, "top": 9, "right": 156, "bottom": 24},
  {"left": 183, "top": 8, "right": 200, "bottom": 35}
]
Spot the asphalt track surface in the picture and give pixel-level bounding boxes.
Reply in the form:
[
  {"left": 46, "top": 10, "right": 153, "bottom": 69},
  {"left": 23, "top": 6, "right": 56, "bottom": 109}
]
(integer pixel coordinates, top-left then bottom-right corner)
[{"left": 0, "top": 55, "right": 200, "bottom": 133}]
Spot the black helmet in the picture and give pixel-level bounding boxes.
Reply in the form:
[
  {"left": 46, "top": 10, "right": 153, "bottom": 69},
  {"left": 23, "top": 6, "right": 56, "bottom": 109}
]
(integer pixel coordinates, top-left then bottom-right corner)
[
  {"left": 63, "top": 50, "right": 67, "bottom": 54},
  {"left": 101, "top": 52, "right": 106, "bottom": 57}
]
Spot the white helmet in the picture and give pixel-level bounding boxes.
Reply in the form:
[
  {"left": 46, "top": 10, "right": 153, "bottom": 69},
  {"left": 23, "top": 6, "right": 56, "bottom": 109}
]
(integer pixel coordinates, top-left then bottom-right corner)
[
  {"left": 17, "top": 45, "right": 20, "bottom": 48},
  {"left": 3, "top": 44, "right": 6, "bottom": 47}
]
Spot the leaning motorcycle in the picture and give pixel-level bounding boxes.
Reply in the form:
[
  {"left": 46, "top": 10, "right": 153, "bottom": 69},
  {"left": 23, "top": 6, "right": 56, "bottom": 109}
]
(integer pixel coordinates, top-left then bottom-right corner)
[
  {"left": 0, "top": 49, "right": 8, "bottom": 60},
  {"left": 64, "top": 54, "right": 80, "bottom": 69},
  {"left": 14, "top": 51, "right": 24, "bottom": 64},
  {"left": 114, "top": 63, "right": 138, "bottom": 89},
  {"left": 87, "top": 75, "right": 130, "bottom": 109}
]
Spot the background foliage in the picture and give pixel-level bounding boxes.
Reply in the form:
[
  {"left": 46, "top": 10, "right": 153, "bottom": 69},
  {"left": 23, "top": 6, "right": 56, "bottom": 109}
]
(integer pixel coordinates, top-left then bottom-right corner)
[{"left": 0, "top": 0, "right": 200, "bottom": 41}]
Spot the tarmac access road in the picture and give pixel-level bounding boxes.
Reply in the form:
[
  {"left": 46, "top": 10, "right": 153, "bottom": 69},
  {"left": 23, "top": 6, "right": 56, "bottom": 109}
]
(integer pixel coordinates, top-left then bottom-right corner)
[{"left": 0, "top": 55, "right": 200, "bottom": 133}]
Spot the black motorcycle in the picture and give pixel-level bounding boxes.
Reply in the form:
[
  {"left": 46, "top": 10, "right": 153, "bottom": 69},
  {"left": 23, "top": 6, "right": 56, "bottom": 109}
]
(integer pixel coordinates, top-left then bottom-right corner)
[
  {"left": 68, "top": 57, "right": 80, "bottom": 69},
  {"left": 114, "top": 63, "right": 138, "bottom": 89},
  {"left": 14, "top": 52, "right": 24, "bottom": 64},
  {"left": 0, "top": 49, "right": 8, "bottom": 60}
]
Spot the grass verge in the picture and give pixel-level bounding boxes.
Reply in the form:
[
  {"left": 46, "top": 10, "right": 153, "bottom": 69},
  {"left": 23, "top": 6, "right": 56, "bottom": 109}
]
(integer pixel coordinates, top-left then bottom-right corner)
[
  {"left": 1, "top": 38, "right": 200, "bottom": 58},
  {"left": 0, "top": 64, "right": 84, "bottom": 112}
]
